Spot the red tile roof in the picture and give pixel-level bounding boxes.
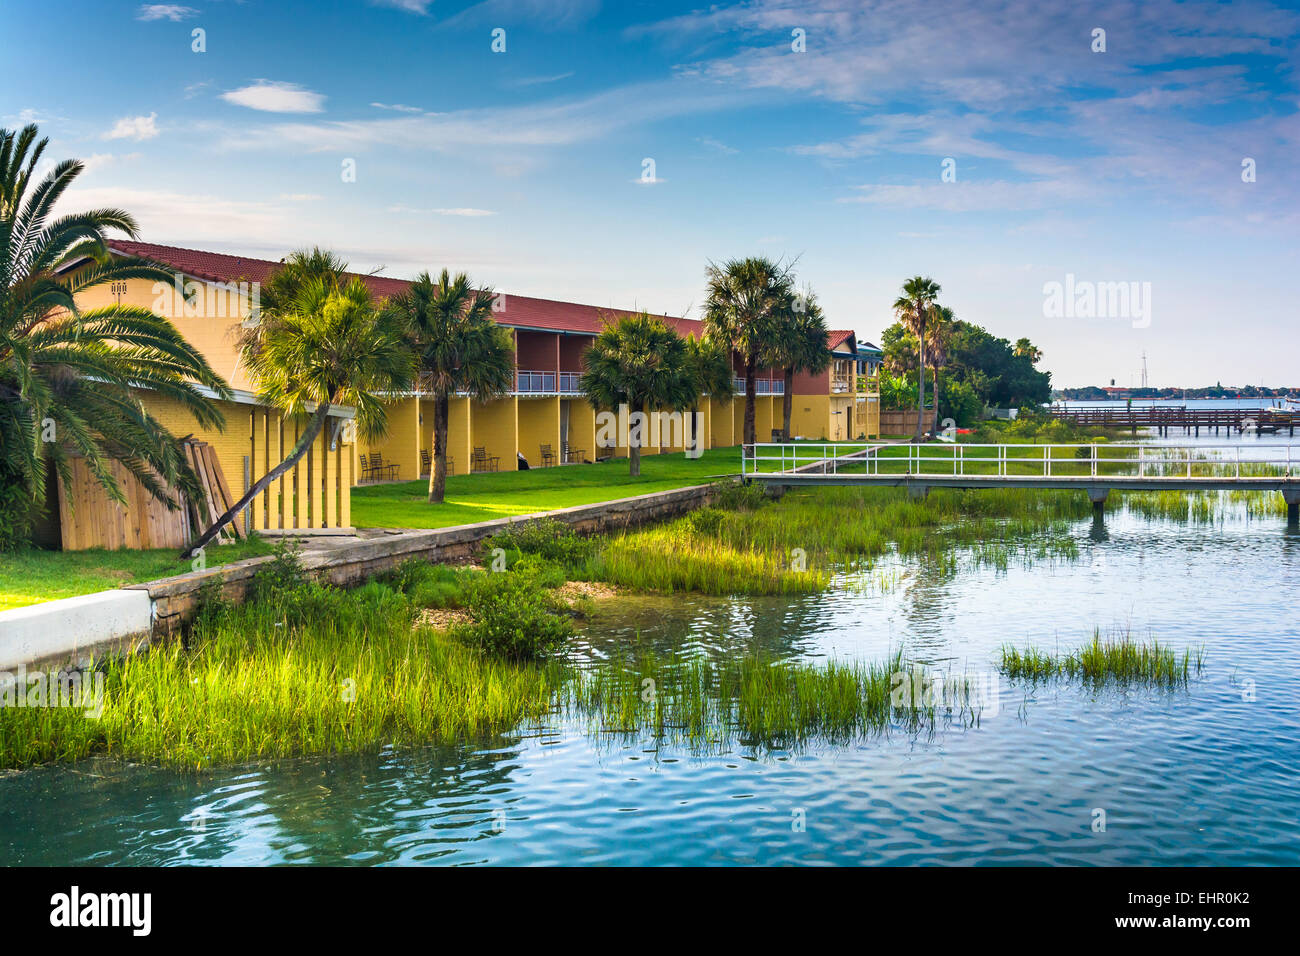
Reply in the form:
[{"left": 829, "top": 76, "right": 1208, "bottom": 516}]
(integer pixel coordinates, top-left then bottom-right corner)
[
  {"left": 827, "top": 329, "right": 856, "bottom": 351},
  {"left": 105, "top": 240, "right": 854, "bottom": 350},
  {"left": 106, "top": 240, "right": 701, "bottom": 337}
]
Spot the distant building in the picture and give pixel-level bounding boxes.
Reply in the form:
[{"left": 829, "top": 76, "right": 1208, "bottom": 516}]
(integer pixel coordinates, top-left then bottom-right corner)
[{"left": 856, "top": 341, "right": 883, "bottom": 378}]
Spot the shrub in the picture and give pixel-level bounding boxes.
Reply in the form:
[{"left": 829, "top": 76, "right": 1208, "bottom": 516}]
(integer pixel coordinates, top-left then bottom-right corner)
[
  {"left": 249, "top": 537, "right": 308, "bottom": 606},
  {"left": 709, "top": 479, "right": 768, "bottom": 512},
  {"left": 484, "top": 518, "right": 593, "bottom": 569},
  {"left": 451, "top": 573, "right": 573, "bottom": 660},
  {"left": 684, "top": 506, "right": 726, "bottom": 537}
]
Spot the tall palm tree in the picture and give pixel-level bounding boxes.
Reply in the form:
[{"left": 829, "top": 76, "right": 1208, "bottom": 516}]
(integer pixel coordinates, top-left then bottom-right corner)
[
  {"left": 683, "top": 333, "right": 733, "bottom": 453},
  {"left": 765, "top": 288, "right": 831, "bottom": 441},
  {"left": 185, "top": 274, "right": 413, "bottom": 556},
  {"left": 926, "top": 305, "right": 956, "bottom": 421},
  {"left": 703, "top": 256, "right": 794, "bottom": 446},
  {"left": 1, "top": 123, "right": 230, "bottom": 549},
  {"left": 892, "top": 276, "right": 941, "bottom": 440},
  {"left": 582, "top": 312, "right": 694, "bottom": 477},
  {"left": 388, "top": 270, "right": 515, "bottom": 503}
]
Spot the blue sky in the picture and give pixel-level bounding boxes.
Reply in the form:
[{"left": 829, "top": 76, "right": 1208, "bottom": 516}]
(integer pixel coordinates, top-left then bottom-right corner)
[{"left": 4, "top": 0, "right": 1299, "bottom": 387}]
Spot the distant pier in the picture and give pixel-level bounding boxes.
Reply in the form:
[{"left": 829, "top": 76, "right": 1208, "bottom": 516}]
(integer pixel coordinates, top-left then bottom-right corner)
[{"left": 1048, "top": 405, "right": 1298, "bottom": 436}]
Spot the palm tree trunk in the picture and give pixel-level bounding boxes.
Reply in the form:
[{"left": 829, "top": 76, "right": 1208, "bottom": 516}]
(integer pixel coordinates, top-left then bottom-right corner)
[
  {"left": 744, "top": 352, "right": 757, "bottom": 446},
  {"left": 182, "top": 402, "right": 331, "bottom": 558},
  {"left": 782, "top": 367, "right": 794, "bottom": 440},
  {"left": 916, "top": 314, "right": 927, "bottom": 441},
  {"left": 626, "top": 395, "right": 642, "bottom": 476},
  {"left": 428, "top": 390, "right": 449, "bottom": 503}
]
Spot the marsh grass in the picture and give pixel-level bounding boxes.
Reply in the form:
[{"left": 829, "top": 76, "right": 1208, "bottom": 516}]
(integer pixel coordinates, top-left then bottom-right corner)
[
  {"left": 561, "top": 648, "right": 960, "bottom": 750},
  {"left": 1000, "top": 631, "right": 1204, "bottom": 687},
  {"left": 587, "top": 485, "right": 1090, "bottom": 595}
]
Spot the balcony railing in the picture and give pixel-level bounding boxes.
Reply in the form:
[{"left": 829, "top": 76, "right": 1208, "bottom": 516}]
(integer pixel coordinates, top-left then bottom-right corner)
[
  {"left": 733, "top": 377, "right": 785, "bottom": 395},
  {"left": 515, "top": 370, "right": 583, "bottom": 393}
]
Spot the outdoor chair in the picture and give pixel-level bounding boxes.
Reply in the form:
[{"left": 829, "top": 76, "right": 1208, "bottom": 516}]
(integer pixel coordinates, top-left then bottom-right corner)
[
  {"left": 369, "top": 451, "right": 399, "bottom": 481},
  {"left": 421, "top": 449, "right": 455, "bottom": 476},
  {"left": 471, "top": 446, "right": 499, "bottom": 473},
  {"left": 562, "top": 441, "right": 586, "bottom": 464},
  {"left": 539, "top": 443, "right": 557, "bottom": 467}
]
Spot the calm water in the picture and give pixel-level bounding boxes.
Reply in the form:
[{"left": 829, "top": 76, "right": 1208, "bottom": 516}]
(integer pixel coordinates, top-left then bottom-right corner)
[{"left": 3, "top": 492, "right": 1299, "bottom": 865}]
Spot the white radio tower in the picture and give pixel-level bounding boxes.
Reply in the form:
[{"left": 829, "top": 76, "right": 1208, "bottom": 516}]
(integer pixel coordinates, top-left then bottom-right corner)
[{"left": 1140, "top": 351, "right": 1148, "bottom": 389}]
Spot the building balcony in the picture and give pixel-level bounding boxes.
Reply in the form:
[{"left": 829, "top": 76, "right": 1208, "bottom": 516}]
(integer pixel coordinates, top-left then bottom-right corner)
[
  {"left": 515, "top": 369, "right": 583, "bottom": 394},
  {"left": 733, "top": 377, "right": 785, "bottom": 396}
]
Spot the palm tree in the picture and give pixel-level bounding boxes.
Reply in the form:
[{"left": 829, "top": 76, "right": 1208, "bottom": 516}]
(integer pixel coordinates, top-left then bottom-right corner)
[
  {"left": 683, "top": 333, "right": 733, "bottom": 453},
  {"left": 388, "top": 270, "right": 515, "bottom": 503},
  {"left": 582, "top": 312, "right": 695, "bottom": 477},
  {"left": 1013, "top": 337, "right": 1042, "bottom": 364},
  {"left": 703, "top": 256, "right": 794, "bottom": 446},
  {"left": 184, "top": 273, "right": 413, "bottom": 556},
  {"left": 765, "top": 288, "right": 831, "bottom": 440},
  {"left": 926, "top": 305, "right": 956, "bottom": 420},
  {"left": 1, "top": 123, "right": 230, "bottom": 549},
  {"left": 892, "top": 276, "right": 941, "bottom": 440}
]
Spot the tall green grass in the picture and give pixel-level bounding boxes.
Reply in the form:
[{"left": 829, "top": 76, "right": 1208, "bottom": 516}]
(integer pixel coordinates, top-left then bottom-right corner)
[
  {"left": 562, "top": 648, "right": 970, "bottom": 749},
  {"left": 587, "top": 485, "right": 1090, "bottom": 595},
  {"left": 1000, "top": 631, "right": 1204, "bottom": 687}
]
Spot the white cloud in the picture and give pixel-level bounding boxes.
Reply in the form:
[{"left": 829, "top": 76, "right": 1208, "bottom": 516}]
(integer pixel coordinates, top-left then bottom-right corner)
[
  {"left": 104, "top": 113, "right": 159, "bottom": 141},
  {"left": 136, "top": 4, "right": 198, "bottom": 21},
  {"left": 221, "top": 81, "right": 326, "bottom": 114},
  {"left": 698, "top": 136, "right": 737, "bottom": 154},
  {"left": 279, "top": 193, "right": 323, "bottom": 201},
  {"left": 56, "top": 186, "right": 289, "bottom": 240},
  {"left": 388, "top": 204, "right": 497, "bottom": 217},
  {"left": 371, "top": 0, "right": 433, "bottom": 13},
  {"left": 370, "top": 102, "right": 424, "bottom": 113}
]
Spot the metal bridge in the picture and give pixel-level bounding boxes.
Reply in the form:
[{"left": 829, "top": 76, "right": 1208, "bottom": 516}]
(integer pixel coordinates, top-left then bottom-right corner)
[{"left": 741, "top": 442, "right": 1300, "bottom": 519}]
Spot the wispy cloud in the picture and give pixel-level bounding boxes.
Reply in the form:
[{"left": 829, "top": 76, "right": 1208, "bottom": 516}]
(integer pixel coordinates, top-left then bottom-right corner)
[
  {"left": 513, "top": 72, "right": 575, "bottom": 87},
  {"left": 370, "top": 0, "right": 433, "bottom": 13},
  {"left": 698, "top": 135, "right": 737, "bottom": 154},
  {"left": 388, "top": 204, "right": 497, "bottom": 217},
  {"left": 370, "top": 102, "right": 424, "bottom": 113},
  {"left": 104, "top": 112, "right": 159, "bottom": 141},
  {"left": 280, "top": 193, "right": 323, "bottom": 201},
  {"left": 221, "top": 81, "right": 326, "bottom": 114},
  {"left": 136, "top": 4, "right": 198, "bottom": 21}
]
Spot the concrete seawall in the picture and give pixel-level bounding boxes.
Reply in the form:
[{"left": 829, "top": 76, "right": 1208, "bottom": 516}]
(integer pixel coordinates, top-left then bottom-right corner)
[{"left": 0, "top": 481, "right": 721, "bottom": 669}]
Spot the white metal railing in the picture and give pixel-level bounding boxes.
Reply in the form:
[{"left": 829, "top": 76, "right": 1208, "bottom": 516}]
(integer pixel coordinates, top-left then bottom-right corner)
[
  {"left": 515, "top": 370, "right": 583, "bottom": 393},
  {"left": 740, "top": 442, "right": 1299, "bottom": 480},
  {"left": 733, "top": 377, "right": 785, "bottom": 396}
]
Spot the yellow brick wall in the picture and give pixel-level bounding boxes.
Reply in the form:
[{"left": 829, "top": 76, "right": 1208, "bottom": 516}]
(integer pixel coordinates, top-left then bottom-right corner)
[
  {"left": 564, "top": 400, "right": 597, "bottom": 463},
  {"left": 471, "top": 396, "right": 518, "bottom": 471},
  {"left": 710, "top": 398, "right": 734, "bottom": 447},
  {"left": 517, "top": 396, "right": 561, "bottom": 467},
  {"left": 78, "top": 275, "right": 254, "bottom": 390},
  {"left": 790, "top": 394, "right": 832, "bottom": 440}
]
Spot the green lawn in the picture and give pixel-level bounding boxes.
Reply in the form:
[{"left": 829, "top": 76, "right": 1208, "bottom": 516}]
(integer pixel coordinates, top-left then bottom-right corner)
[
  {"left": 0, "top": 538, "right": 273, "bottom": 612},
  {"left": 351, "top": 445, "right": 744, "bottom": 529}
]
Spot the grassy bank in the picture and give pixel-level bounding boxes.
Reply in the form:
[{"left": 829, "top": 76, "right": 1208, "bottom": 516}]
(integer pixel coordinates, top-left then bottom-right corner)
[
  {"left": 585, "top": 482, "right": 1090, "bottom": 594},
  {"left": 0, "top": 539, "right": 273, "bottom": 612},
  {"left": 0, "top": 545, "right": 941, "bottom": 770},
  {"left": 351, "top": 445, "right": 741, "bottom": 529}
]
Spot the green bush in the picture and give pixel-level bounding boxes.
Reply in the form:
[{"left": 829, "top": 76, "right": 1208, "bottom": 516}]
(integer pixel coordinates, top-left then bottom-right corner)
[
  {"left": 249, "top": 537, "right": 308, "bottom": 606},
  {"left": 484, "top": 518, "right": 594, "bottom": 570},
  {"left": 684, "top": 507, "right": 726, "bottom": 537},
  {"left": 452, "top": 572, "right": 573, "bottom": 660},
  {"left": 710, "top": 480, "right": 768, "bottom": 512},
  {"left": 941, "top": 379, "right": 983, "bottom": 428},
  {"left": 0, "top": 469, "right": 33, "bottom": 552}
]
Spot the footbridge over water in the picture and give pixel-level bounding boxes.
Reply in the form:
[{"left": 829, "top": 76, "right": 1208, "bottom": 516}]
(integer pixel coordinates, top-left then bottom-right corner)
[{"left": 741, "top": 442, "right": 1300, "bottom": 521}]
